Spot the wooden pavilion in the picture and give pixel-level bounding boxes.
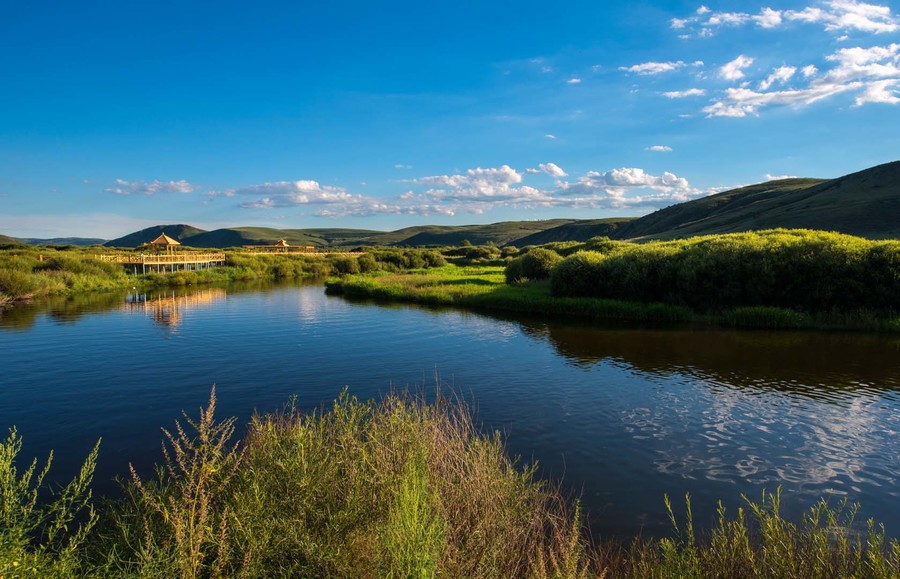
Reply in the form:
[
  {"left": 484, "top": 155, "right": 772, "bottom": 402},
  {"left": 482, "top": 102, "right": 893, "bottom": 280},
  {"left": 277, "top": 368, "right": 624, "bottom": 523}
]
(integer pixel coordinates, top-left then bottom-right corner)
[{"left": 147, "top": 232, "right": 181, "bottom": 254}]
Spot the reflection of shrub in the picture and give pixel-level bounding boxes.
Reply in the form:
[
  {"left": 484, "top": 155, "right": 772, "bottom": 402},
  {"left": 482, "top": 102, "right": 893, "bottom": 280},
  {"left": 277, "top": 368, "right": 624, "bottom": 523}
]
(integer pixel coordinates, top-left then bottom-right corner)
[{"left": 504, "top": 248, "right": 562, "bottom": 284}]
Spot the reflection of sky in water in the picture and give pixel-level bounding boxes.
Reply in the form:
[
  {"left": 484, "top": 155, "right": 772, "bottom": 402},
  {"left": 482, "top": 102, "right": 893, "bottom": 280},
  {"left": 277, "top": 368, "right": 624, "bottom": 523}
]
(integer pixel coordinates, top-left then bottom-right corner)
[{"left": 621, "top": 371, "right": 899, "bottom": 501}]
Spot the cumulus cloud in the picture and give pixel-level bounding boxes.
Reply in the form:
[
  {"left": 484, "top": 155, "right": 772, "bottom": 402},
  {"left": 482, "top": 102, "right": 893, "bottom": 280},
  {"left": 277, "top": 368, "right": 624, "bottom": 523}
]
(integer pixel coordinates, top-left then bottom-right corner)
[
  {"left": 720, "top": 55, "right": 755, "bottom": 80},
  {"left": 620, "top": 61, "right": 687, "bottom": 75},
  {"left": 646, "top": 145, "right": 674, "bottom": 152},
  {"left": 544, "top": 133, "right": 557, "bottom": 139},
  {"left": 211, "top": 180, "right": 362, "bottom": 210},
  {"left": 539, "top": 162, "right": 568, "bottom": 178},
  {"left": 106, "top": 179, "right": 195, "bottom": 196},
  {"left": 220, "top": 165, "right": 716, "bottom": 218},
  {"left": 704, "top": 42, "right": 900, "bottom": 116},
  {"left": 567, "top": 77, "right": 582, "bottom": 84},
  {"left": 759, "top": 65, "right": 798, "bottom": 89},
  {"left": 673, "top": 1, "right": 898, "bottom": 36},
  {"left": 765, "top": 173, "right": 798, "bottom": 180},
  {"left": 663, "top": 88, "right": 707, "bottom": 98}
]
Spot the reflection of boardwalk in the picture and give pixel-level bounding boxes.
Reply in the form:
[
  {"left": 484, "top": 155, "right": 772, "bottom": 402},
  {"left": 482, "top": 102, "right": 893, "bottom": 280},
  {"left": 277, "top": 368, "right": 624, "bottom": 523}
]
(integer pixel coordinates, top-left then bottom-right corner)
[
  {"left": 125, "top": 288, "right": 227, "bottom": 327},
  {"left": 99, "top": 253, "right": 226, "bottom": 273}
]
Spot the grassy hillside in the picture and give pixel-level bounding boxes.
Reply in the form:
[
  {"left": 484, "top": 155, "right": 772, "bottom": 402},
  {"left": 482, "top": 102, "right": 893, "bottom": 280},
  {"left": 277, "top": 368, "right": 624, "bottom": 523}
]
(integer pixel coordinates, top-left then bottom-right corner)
[
  {"left": 0, "top": 234, "right": 20, "bottom": 245},
  {"left": 369, "top": 219, "right": 579, "bottom": 246},
  {"left": 618, "top": 160, "right": 900, "bottom": 240},
  {"left": 106, "top": 220, "right": 583, "bottom": 248},
  {"left": 104, "top": 224, "right": 207, "bottom": 247},
  {"left": 514, "top": 218, "right": 636, "bottom": 246}
]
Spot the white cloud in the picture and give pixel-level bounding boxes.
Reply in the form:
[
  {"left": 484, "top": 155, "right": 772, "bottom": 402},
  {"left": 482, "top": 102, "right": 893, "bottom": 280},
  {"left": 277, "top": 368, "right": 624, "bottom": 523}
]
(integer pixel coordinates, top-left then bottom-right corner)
[
  {"left": 213, "top": 164, "right": 718, "bottom": 218},
  {"left": 567, "top": 77, "right": 582, "bottom": 84},
  {"left": 756, "top": 7, "right": 784, "bottom": 28},
  {"left": 704, "top": 42, "right": 900, "bottom": 116},
  {"left": 105, "top": 179, "right": 195, "bottom": 196},
  {"left": 765, "top": 173, "right": 798, "bottom": 180},
  {"left": 855, "top": 78, "right": 900, "bottom": 104},
  {"left": 759, "top": 65, "right": 798, "bottom": 89},
  {"left": 785, "top": 0, "right": 899, "bottom": 33},
  {"left": 620, "top": 61, "right": 687, "bottom": 75},
  {"left": 219, "top": 180, "right": 360, "bottom": 209},
  {"left": 720, "top": 55, "right": 755, "bottom": 80},
  {"left": 674, "top": 1, "right": 898, "bottom": 36},
  {"left": 662, "top": 88, "right": 707, "bottom": 98},
  {"left": 802, "top": 64, "right": 820, "bottom": 77},
  {"left": 394, "top": 164, "right": 413, "bottom": 169},
  {"left": 544, "top": 133, "right": 557, "bottom": 139},
  {"left": 539, "top": 162, "right": 568, "bottom": 178},
  {"left": 646, "top": 145, "right": 674, "bottom": 152}
]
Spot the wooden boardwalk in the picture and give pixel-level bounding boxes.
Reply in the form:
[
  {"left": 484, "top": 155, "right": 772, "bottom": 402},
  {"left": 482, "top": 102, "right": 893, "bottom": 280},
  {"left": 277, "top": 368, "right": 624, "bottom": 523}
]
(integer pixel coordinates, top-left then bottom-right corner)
[{"left": 98, "top": 252, "right": 226, "bottom": 273}]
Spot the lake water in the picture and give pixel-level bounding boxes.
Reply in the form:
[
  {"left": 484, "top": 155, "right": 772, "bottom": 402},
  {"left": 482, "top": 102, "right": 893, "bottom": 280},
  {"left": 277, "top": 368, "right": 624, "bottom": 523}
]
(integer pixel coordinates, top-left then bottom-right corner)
[{"left": 1, "top": 280, "right": 899, "bottom": 538}]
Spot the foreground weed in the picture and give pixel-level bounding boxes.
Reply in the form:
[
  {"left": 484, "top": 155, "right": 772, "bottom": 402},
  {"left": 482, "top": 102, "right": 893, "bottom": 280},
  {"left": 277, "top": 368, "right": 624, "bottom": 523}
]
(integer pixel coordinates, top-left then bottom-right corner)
[
  {"left": 0, "top": 428, "right": 99, "bottom": 577},
  {"left": 127, "top": 386, "right": 244, "bottom": 579}
]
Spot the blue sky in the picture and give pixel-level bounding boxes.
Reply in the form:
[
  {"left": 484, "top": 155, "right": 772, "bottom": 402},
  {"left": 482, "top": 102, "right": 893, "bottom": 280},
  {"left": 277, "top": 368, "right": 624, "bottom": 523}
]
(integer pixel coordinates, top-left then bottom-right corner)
[{"left": 1, "top": 0, "right": 898, "bottom": 238}]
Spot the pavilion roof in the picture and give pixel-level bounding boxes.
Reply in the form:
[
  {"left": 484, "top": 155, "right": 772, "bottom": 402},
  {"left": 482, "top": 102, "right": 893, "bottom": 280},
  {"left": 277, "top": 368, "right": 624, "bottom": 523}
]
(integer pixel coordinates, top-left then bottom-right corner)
[
  {"left": 148, "top": 233, "right": 181, "bottom": 246},
  {"left": 275, "top": 239, "right": 290, "bottom": 247}
]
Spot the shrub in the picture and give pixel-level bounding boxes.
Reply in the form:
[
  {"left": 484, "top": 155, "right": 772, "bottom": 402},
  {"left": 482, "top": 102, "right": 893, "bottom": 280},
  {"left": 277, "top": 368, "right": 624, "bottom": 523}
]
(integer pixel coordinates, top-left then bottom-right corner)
[
  {"left": 332, "top": 256, "right": 361, "bottom": 275},
  {"left": 504, "top": 248, "right": 562, "bottom": 284},
  {"left": 357, "top": 252, "right": 379, "bottom": 273},
  {"left": 550, "top": 230, "right": 900, "bottom": 314}
]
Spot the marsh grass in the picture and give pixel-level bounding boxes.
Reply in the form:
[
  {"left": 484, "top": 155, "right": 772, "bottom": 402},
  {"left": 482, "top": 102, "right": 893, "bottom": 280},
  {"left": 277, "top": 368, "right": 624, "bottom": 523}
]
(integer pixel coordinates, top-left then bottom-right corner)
[
  {"left": 99, "top": 388, "right": 596, "bottom": 578},
  {"left": 606, "top": 491, "right": 900, "bottom": 578}
]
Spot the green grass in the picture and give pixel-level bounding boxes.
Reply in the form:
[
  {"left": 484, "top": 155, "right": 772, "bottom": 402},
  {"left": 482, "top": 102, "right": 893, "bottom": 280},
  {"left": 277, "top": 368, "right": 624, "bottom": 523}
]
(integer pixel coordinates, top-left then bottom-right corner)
[{"left": 2, "top": 390, "right": 899, "bottom": 578}]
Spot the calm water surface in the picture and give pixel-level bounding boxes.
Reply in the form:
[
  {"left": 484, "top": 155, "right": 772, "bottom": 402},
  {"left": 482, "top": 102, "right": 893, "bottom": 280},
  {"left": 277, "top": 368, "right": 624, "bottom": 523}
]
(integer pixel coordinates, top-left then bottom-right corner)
[{"left": 1, "top": 280, "right": 898, "bottom": 538}]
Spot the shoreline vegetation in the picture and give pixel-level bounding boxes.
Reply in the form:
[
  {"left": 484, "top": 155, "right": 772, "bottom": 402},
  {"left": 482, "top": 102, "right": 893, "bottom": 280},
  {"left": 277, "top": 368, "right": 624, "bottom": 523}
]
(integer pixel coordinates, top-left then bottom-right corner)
[
  {"left": 326, "top": 230, "right": 900, "bottom": 332},
  {"left": 1, "top": 229, "right": 898, "bottom": 331},
  {"left": 2, "top": 389, "right": 899, "bottom": 578}
]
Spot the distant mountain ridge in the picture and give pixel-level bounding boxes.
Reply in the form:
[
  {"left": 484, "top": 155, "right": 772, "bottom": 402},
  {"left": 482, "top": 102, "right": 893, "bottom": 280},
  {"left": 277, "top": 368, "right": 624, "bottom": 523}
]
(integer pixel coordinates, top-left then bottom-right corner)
[
  {"left": 104, "top": 224, "right": 207, "bottom": 247},
  {"left": 20, "top": 237, "right": 108, "bottom": 246},
  {"left": 75, "top": 161, "right": 900, "bottom": 248}
]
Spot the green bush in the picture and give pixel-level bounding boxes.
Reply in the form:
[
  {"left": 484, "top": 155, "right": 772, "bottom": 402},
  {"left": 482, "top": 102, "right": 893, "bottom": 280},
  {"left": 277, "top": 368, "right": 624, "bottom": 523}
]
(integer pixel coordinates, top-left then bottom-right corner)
[
  {"left": 332, "top": 256, "right": 361, "bottom": 275},
  {"left": 357, "top": 252, "right": 379, "bottom": 272},
  {"left": 550, "top": 230, "right": 900, "bottom": 314},
  {"left": 505, "top": 248, "right": 562, "bottom": 284}
]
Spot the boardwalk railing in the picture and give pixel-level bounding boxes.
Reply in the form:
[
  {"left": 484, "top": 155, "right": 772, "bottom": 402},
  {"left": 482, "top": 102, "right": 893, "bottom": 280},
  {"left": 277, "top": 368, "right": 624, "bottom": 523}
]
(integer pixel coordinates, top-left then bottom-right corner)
[{"left": 98, "top": 253, "right": 226, "bottom": 265}]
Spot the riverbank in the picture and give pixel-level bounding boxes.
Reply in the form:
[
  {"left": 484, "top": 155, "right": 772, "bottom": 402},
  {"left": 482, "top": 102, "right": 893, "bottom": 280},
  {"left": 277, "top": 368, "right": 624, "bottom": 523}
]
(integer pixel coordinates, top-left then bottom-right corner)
[
  {"left": 3, "top": 390, "right": 898, "bottom": 578},
  {"left": 325, "top": 265, "right": 900, "bottom": 332},
  {"left": 0, "top": 246, "right": 446, "bottom": 304}
]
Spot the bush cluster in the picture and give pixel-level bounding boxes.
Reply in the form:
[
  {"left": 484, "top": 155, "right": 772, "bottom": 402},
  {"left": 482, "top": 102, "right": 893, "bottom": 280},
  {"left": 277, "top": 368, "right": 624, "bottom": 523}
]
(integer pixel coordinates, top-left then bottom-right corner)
[
  {"left": 504, "top": 248, "right": 562, "bottom": 284},
  {"left": 444, "top": 245, "right": 501, "bottom": 261},
  {"left": 550, "top": 230, "right": 900, "bottom": 313}
]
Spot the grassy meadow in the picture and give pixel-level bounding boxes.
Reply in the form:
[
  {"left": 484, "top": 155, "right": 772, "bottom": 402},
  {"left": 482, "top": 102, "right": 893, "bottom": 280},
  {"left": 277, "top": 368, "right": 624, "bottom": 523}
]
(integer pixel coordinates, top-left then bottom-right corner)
[{"left": 2, "top": 390, "right": 899, "bottom": 578}]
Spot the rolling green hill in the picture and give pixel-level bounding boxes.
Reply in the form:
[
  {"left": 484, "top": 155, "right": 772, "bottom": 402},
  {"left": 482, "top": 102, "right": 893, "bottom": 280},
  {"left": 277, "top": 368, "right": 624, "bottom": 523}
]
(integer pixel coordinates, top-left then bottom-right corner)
[
  {"left": 104, "top": 224, "right": 207, "bottom": 247},
  {"left": 0, "top": 234, "right": 21, "bottom": 244},
  {"left": 616, "top": 160, "right": 900, "bottom": 240},
  {"left": 365, "top": 219, "right": 579, "bottom": 247},
  {"left": 514, "top": 218, "right": 636, "bottom": 246}
]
